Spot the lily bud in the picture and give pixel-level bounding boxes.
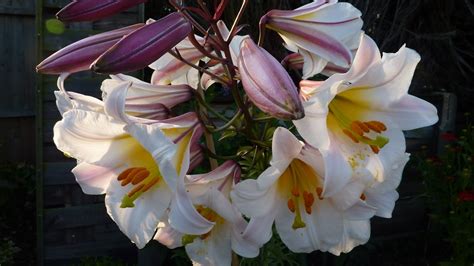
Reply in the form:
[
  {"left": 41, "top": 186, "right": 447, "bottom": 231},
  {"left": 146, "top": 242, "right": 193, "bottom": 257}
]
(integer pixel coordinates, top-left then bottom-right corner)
[
  {"left": 92, "top": 12, "right": 192, "bottom": 74},
  {"left": 36, "top": 24, "right": 143, "bottom": 74},
  {"left": 57, "top": 0, "right": 147, "bottom": 22},
  {"left": 260, "top": 1, "right": 362, "bottom": 77},
  {"left": 238, "top": 38, "right": 304, "bottom": 120}
]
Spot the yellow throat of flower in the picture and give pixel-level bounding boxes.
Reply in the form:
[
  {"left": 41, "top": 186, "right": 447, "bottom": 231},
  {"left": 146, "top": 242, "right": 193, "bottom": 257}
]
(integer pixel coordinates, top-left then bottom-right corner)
[
  {"left": 279, "top": 159, "right": 324, "bottom": 230},
  {"left": 182, "top": 205, "right": 222, "bottom": 245},
  {"left": 329, "top": 98, "right": 389, "bottom": 154}
]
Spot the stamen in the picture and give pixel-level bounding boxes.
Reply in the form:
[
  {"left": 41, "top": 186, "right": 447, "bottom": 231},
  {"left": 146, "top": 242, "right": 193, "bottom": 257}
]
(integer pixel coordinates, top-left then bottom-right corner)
[
  {"left": 118, "top": 167, "right": 147, "bottom": 186},
  {"left": 142, "top": 177, "right": 160, "bottom": 192},
  {"left": 287, "top": 199, "right": 296, "bottom": 213},
  {"left": 305, "top": 206, "right": 312, "bottom": 214},
  {"left": 355, "top": 121, "right": 370, "bottom": 133},
  {"left": 350, "top": 121, "right": 365, "bottom": 136},
  {"left": 303, "top": 191, "right": 314, "bottom": 207},
  {"left": 117, "top": 168, "right": 134, "bottom": 181},
  {"left": 370, "top": 145, "right": 380, "bottom": 154},
  {"left": 364, "top": 121, "right": 381, "bottom": 133},
  {"left": 131, "top": 169, "right": 150, "bottom": 185},
  {"left": 360, "top": 193, "right": 366, "bottom": 201},
  {"left": 316, "top": 187, "right": 323, "bottom": 200},
  {"left": 127, "top": 184, "right": 145, "bottom": 198},
  {"left": 343, "top": 129, "right": 359, "bottom": 143},
  {"left": 291, "top": 187, "right": 300, "bottom": 197}
]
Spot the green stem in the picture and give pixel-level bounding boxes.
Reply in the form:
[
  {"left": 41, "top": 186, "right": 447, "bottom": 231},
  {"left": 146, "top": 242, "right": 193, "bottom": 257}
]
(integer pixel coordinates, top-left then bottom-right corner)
[
  {"left": 207, "top": 109, "right": 242, "bottom": 133},
  {"left": 194, "top": 91, "right": 230, "bottom": 123},
  {"left": 227, "top": 0, "right": 249, "bottom": 42}
]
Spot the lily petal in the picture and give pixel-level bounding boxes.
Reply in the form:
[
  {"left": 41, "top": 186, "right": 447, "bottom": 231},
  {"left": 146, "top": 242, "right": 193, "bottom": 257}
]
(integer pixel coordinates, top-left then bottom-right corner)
[
  {"left": 105, "top": 178, "right": 171, "bottom": 248},
  {"left": 72, "top": 162, "right": 122, "bottom": 195},
  {"left": 53, "top": 109, "right": 131, "bottom": 166}
]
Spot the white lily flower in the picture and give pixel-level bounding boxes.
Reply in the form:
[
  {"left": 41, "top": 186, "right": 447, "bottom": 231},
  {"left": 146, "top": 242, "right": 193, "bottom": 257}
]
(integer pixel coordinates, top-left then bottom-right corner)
[
  {"left": 55, "top": 73, "right": 193, "bottom": 122},
  {"left": 54, "top": 105, "right": 202, "bottom": 248},
  {"left": 231, "top": 127, "right": 376, "bottom": 254},
  {"left": 101, "top": 74, "right": 194, "bottom": 124},
  {"left": 261, "top": 0, "right": 363, "bottom": 78},
  {"left": 294, "top": 34, "right": 438, "bottom": 218},
  {"left": 155, "top": 161, "right": 263, "bottom": 265}
]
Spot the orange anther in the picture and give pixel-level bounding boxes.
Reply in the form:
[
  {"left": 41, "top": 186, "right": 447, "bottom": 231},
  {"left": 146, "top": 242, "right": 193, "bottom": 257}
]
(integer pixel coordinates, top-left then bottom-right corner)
[
  {"left": 355, "top": 121, "right": 370, "bottom": 133},
  {"left": 370, "top": 145, "right": 380, "bottom": 154},
  {"left": 350, "top": 121, "right": 364, "bottom": 136},
  {"left": 368, "top": 121, "right": 387, "bottom": 132},
  {"left": 142, "top": 177, "right": 160, "bottom": 192},
  {"left": 131, "top": 169, "right": 150, "bottom": 185},
  {"left": 316, "top": 187, "right": 323, "bottom": 200},
  {"left": 287, "top": 199, "right": 296, "bottom": 213},
  {"left": 117, "top": 168, "right": 134, "bottom": 181},
  {"left": 303, "top": 191, "right": 314, "bottom": 207},
  {"left": 343, "top": 129, "right": 359, "bottom": 143},
  {"left": 360, "top": 193, "right": 366, "bottom": 201},
  {"left": 291, "top": 187, "right": 300, "bottom": 197},
  {"left": 364, "top": 122, "right": 382, "bottom": 133},
  {"left": 200, "top": 231, "right": 211, "bottom": 240},
  {"left": 305, "top": 206, "right": 312, "bottom": 214},
  {"left": 127, "top": 184, "right": 145, "bottom": 197}
]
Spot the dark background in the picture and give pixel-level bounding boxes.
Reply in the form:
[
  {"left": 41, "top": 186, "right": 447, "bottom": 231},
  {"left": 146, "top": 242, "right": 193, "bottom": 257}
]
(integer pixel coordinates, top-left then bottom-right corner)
[{"left": 0, "top": 0, "right": 472, "bottom": 265}]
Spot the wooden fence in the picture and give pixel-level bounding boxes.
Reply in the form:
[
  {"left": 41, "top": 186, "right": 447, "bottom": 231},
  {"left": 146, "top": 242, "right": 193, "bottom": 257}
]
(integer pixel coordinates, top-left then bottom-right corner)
[
  {"left": 0, "top": 0, "right": 452, "bottom": 265},
  {"left": 36, "top": 1, "right": 144, "bottom": 265},
  {"left": 0, "top": 0, "right": 36, "bottom": 164}
]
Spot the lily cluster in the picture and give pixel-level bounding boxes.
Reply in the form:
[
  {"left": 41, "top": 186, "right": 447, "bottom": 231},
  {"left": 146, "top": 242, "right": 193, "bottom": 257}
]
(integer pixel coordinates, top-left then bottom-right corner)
[{"left": 37, "top": 0, "right": 439, "bottom": 265}]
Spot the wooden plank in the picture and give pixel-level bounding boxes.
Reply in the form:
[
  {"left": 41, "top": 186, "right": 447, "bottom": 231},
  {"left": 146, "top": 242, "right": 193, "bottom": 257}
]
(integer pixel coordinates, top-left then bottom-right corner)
[
  {"left": 0, "top": 15, "right": 36, "bottom": 115},
  {"left": 43, "top": 185, "right": 104, "bottom": 208},
  {"left": 0, "top": 117, "right": 35, "bottom": 163},
  {"left": 44, "top": 162, "right": 77, "bottom": 185},
  {"left": 44, "top": 235, "right": 136, "bottom": 261},
  {"left": 0, "top": 0, "right": 35, "bottom": 15},
  {"left": 44, "top": 203, "right": 112, "bottom": 230}
]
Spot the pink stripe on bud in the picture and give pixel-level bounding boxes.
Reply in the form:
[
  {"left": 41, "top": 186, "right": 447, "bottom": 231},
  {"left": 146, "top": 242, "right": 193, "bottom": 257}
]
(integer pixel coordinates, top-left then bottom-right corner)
[{"left": 92, "top": 12, "right": 192, "bottom": 74}]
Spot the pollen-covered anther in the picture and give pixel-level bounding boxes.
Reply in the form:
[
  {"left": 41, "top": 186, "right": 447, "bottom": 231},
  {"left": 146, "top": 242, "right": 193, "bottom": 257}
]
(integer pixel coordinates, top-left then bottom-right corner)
[
  {"left": 364, "top": 121, "right": 387, "bottom": 132},
  {"left": 291, "top": 187, "right": 300, "bottom": 197},
  {"left": 303, "top": 191, "right": 314, "bottom": 207},
  {"left": 350, "top": 121, "right": 368, "bottom": 136},
  {"left": 287, "top": 198, "right": 296, "bottom": 213},
  {"left": 343, "top": 129, "right": 359, "bottom": 143},
  {"left": 118, "top": 167, "right": 161, "bottom": 208},
  {"left": 127, "top": 183, "right": 145, "bottom": 198},
  {"left": 360, "top": 193, "right": 366, "bottom": 201},
  {"left": 370, "top": 145, "right": 380, "bottom": 154},
  {"left": 316, "top": 187, "right": 323, "bottom": 200},
  {"left": 117, "top": 167, "right": 148, "bottom": 186}
]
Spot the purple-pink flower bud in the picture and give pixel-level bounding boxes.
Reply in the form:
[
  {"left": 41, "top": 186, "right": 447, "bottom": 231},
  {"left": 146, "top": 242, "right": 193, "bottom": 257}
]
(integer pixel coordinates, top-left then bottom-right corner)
[
  {"left": 92, "top": 12, "right": 192, "bottom": 74},
  {"left": 36, "top": 24, "right": 143, "bottom": 74},
  {"left": 57, "top": 0, "right": 147, "bottom": 22},
  {"left": 238, "top": 38, "right": 304, "bottom": 120}
]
